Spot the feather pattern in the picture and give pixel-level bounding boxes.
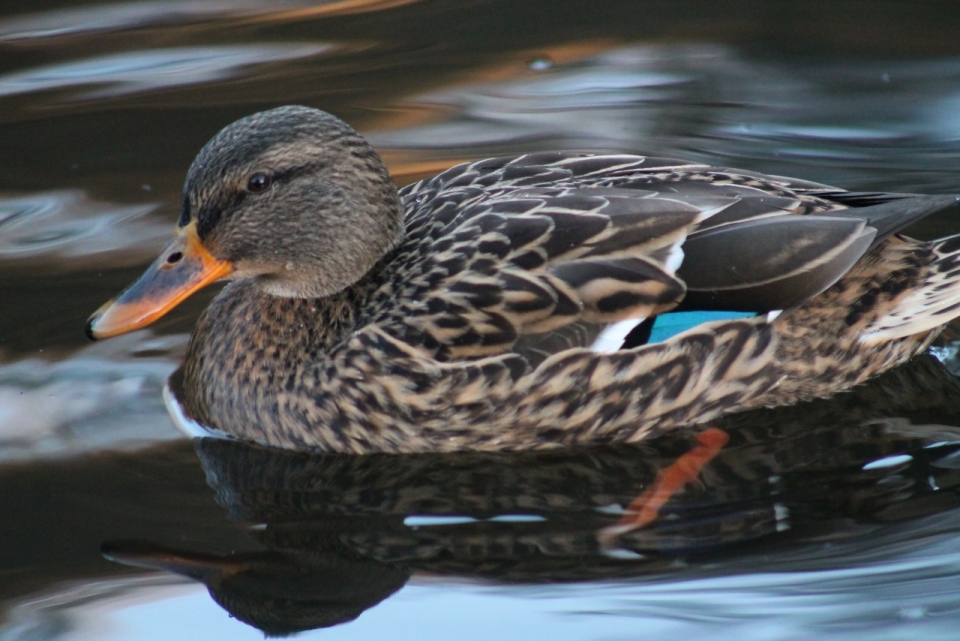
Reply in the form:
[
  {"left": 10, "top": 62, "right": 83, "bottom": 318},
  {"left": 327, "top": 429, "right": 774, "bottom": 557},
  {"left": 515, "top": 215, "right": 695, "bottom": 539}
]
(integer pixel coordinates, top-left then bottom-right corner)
[
  {"left": 173, "top": 148, "right": 960, "bottom": 453},
  {"left": 87, "top": 107, "right": 960, "bottom": 454},
  {"left": 860, "top": 235, "right": 960, "bottom": 342}
]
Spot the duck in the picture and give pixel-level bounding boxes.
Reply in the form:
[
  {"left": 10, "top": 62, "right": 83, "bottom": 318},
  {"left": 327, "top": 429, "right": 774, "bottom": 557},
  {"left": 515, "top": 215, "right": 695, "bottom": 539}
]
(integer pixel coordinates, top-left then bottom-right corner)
[{"left": 86, "top": 104, "right": 960, "bottom": 454}]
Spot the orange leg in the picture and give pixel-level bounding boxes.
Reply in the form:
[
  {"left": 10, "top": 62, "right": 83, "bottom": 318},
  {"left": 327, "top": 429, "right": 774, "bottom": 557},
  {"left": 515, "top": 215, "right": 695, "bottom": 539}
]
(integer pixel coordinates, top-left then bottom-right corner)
[{"left": 598, "top": 427, "right": 729, "bottom": 545}]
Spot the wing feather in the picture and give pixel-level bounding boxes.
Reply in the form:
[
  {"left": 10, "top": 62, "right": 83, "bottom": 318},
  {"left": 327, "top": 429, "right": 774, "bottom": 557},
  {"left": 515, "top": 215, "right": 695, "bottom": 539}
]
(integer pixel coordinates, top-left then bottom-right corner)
[{"left": 392, "top": 152, "right": 958, "bottom": 363}]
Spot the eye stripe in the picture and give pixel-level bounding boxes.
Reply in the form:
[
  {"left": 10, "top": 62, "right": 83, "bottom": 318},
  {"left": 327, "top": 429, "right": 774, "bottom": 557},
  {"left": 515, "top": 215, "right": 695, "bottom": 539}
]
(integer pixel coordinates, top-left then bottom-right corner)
[
  {"left": 178, "top": 194, "right": 191, "bottom": 228},
  {"left": 270, "top": 160, "right": 327, "bottom": 185},
  {"left": 197, "top": 191, "right": 247, "bottom": 239},
  {"left": 189, "top": 159, "right": 329, "bottom": 239}
]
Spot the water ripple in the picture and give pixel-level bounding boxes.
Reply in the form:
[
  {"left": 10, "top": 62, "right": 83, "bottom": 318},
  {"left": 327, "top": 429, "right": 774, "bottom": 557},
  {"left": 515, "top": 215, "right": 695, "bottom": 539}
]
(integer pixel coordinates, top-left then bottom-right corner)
[
  {"left": 369, "top": 43, "right": 960, "bottom": 192},
  {"left": 0, "top": 332, "right": 186, "bottom": 461},
  {"left": 0, "top": 191, "right": 167, "bottom": 269},
  {"left": 0, "top": 0, "right": 418, "bottom": 42},
  {"left": 0, "top": 44, "right": 332, "bottom": 100}
]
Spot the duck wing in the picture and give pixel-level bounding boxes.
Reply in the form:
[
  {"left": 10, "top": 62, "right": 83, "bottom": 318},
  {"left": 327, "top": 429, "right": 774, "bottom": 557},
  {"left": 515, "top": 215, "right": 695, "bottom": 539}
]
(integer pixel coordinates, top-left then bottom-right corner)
[
  {"left": 393, "top": 153, "right": 954, "bottom": 363},
  {"left": 401, "top": 186, "right": 715, "bottom": 361},
  {"left": 677, "top": 215, "right": 875, "bottom": 311}
]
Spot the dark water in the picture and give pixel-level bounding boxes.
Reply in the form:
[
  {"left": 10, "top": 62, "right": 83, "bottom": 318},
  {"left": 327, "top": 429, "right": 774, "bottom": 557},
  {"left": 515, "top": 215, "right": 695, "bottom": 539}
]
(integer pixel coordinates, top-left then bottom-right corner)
[{"left": 4, "top": 1, "right": 960, "bottom": 639}]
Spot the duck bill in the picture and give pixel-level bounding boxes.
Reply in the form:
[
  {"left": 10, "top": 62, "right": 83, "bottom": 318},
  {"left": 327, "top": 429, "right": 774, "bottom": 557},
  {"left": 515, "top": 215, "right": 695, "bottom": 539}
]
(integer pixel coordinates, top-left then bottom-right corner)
[
  {"left": 86, "top": 223, "right": 234, "bottom": 340},
  {"left": 102, "top": 540, "right": 245, "bottom": 583}
]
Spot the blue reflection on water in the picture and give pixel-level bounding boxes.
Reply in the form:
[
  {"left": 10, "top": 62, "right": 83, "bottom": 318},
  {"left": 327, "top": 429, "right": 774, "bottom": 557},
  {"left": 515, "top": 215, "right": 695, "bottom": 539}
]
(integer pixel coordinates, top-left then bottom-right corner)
[
  {"left": 9, "top": 528, "right": 960, "bottom": 641},
  {"left": 0, "top": 44, "right": 332, "bottom": 100},
  {"left": 0, "top": 191, "right": 161, "bottom": 264}
]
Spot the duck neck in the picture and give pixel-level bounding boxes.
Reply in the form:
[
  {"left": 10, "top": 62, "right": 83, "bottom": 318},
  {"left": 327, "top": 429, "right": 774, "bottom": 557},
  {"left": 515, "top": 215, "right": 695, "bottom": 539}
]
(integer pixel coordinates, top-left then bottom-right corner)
[{"left": 179, "top": 279, "right": 366, "bottom": 432}]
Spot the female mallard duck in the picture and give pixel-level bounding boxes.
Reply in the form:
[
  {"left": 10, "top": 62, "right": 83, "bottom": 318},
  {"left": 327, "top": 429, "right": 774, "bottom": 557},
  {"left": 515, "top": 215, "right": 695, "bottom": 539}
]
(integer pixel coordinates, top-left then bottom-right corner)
[{"left": 87, "top": 105, "right": 960, "bottom": 454}]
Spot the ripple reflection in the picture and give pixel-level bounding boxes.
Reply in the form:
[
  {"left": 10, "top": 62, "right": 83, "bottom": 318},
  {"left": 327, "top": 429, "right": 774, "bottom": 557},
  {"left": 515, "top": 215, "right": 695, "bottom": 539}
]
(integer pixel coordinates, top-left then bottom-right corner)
[
  {"left": 0, "top": 191, "right": 165, "bottom": 268},
  {"left": 370, "top": 43, "right": 960, "bottom": 192},
  {"left": 0, "top": 44, "right": 333, "bottom": 101}
]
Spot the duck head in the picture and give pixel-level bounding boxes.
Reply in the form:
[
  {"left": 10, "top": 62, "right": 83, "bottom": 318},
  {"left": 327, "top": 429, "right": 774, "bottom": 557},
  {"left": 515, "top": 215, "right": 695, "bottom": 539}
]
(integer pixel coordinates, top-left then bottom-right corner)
[{"left": 86, "top": 105, "right": 404, "bottom": 339}]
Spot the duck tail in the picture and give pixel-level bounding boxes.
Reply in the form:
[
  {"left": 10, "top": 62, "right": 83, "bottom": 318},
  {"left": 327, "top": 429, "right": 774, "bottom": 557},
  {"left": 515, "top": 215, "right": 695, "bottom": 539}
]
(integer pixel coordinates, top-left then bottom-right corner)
[
  {"left": 860, "top": 233, "right": 960, "bottom": 343},
  {"left": 822, "top": 193, "right": 960, "bottom": 247}
]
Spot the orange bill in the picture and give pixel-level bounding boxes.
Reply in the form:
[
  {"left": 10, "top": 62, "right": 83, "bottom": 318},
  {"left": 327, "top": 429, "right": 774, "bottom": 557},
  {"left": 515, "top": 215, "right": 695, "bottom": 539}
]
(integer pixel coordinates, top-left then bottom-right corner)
[{"left": 85, "top": 221, "right": 234, "bottom": 340}]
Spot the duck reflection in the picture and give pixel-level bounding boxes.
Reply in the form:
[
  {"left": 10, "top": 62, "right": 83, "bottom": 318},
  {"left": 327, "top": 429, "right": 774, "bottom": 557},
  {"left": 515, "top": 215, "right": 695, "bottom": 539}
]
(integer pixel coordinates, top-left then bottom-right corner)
[{"left": 104, "top": 355, "right": 960, "bottom": 635}]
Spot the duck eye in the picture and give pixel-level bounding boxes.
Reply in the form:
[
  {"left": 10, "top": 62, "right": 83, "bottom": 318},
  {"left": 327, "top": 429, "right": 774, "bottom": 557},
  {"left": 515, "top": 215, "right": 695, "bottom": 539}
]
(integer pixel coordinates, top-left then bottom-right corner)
[{"left": 246, "top": 173, "right": 271, "bottom": 193}]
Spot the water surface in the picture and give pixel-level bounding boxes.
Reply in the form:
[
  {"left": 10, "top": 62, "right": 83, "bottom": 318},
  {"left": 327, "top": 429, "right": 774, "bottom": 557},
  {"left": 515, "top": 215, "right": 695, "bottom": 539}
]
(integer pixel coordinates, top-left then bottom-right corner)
[{"left": 4, "top": 1, "right": 960, "bottom": 639}]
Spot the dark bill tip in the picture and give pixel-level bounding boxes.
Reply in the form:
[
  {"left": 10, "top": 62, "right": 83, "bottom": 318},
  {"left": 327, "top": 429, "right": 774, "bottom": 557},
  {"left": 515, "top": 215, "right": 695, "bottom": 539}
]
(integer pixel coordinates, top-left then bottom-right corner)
[{"left": 85, "top": 313, "right": 102, "bottom": 341}]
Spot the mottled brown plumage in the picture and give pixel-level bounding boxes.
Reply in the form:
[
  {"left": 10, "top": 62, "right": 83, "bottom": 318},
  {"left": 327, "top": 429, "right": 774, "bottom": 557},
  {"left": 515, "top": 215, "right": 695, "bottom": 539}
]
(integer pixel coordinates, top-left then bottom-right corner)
[{"left": 87, "top": 105, "right": 960, "bottom": 453}]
